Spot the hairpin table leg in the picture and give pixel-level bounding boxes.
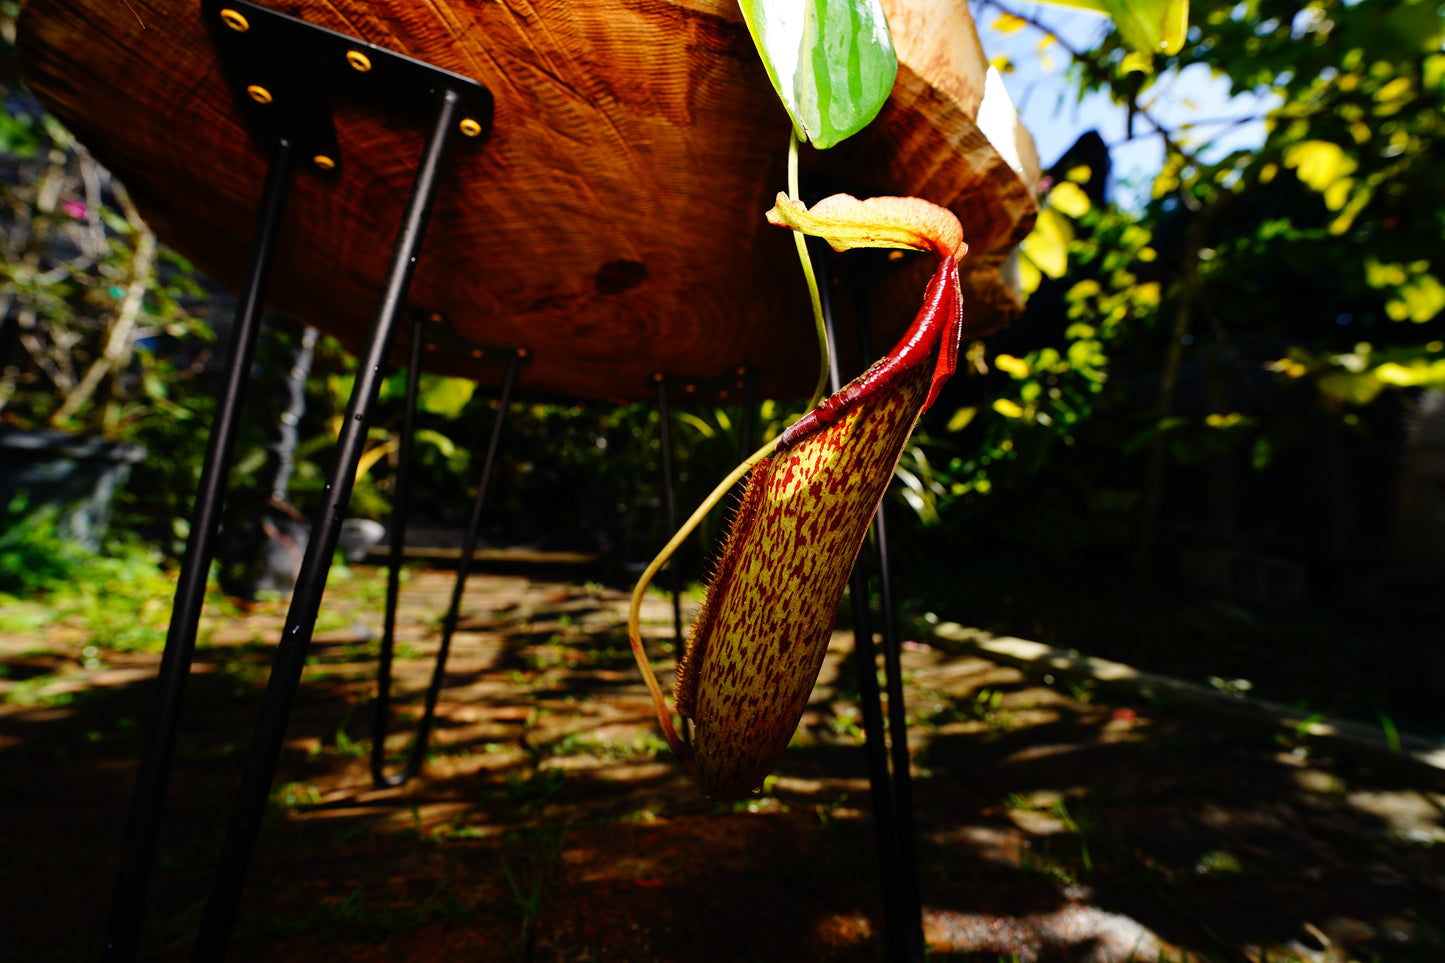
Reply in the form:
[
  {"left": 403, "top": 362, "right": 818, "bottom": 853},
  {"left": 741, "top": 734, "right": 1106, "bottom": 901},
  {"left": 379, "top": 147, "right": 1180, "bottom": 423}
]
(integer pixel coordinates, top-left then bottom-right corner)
[
  {"left": 738, "top": 367, "right": 758, "bottom": 457},
  {"left": 101, "top": 135, "right": 296, "bottom": 963},
  {"left": 373, "top": 350, "right": 520, "bottom": 787},
  {"left": 655, "top": 376, "right": 685, "bottom": 645},
  {"left": 653, "top": 375, "right": 690, "bottom": 746},
  {"left": 190, "top": 86, "right": 463, "bottom": 961},
  {"left": 855, "top": 279, "right": 925, "bottom": 960},
  {"left": 371, "top": 314, "right": 427, "bottom": 786},
  {"left": 817, "top": 248, "right": 915, "bottom": 962}
]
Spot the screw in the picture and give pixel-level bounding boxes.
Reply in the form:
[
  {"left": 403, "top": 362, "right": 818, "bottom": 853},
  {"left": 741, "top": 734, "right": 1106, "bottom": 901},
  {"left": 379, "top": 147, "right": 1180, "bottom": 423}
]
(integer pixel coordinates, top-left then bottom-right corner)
[{"left": 219, "top": 8, "right": 249, "bottom": 31}]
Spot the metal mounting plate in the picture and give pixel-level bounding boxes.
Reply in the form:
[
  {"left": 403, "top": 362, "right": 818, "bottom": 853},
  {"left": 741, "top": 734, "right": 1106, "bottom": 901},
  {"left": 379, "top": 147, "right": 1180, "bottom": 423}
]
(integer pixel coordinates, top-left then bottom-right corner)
[
  {"left": 653, "top": 369, "right": 757, "bottom": 404},
  {"left": 203, "top": 0, "right": 493, "bottom": 170},
  {"left": 419, "top": 311, "right": 527, "bottom": 366}
]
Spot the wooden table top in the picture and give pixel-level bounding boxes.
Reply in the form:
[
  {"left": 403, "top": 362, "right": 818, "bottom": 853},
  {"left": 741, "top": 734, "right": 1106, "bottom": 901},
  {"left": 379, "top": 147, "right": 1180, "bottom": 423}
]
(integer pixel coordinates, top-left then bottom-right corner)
[{"left": 17, "top": 0, "right": 1037, "bottom": 402}]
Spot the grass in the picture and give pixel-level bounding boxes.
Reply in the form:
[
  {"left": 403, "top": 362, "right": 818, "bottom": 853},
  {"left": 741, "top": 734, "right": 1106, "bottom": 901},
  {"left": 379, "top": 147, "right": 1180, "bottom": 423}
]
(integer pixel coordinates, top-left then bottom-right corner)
[
  {"left": 912, "top": 685, "right": 1018, "bottom": 733},
  {"left": 0, "top": 507, "right": 250, "bottom": 654},
  {"left": 499, "top": 826, "right": 568, "bottom": 962},
  {"left": 233, "top": 877, "right": 476, "bottom": 946},
  {"left": 5, "top": 542, "right": 1442, "bottom": 963},
  {"left": 498, "top": 768, "right": 569, "bottom": 811},
  {"left": 542, "top": 730, "right": 668, "bottom": 762}
]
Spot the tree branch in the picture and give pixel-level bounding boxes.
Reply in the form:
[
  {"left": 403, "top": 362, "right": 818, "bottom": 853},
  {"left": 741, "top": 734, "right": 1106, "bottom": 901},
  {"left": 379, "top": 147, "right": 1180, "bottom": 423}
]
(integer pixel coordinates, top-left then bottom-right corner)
[{"left": 978, "top": 0, "right": 1206, "bottom": 171}]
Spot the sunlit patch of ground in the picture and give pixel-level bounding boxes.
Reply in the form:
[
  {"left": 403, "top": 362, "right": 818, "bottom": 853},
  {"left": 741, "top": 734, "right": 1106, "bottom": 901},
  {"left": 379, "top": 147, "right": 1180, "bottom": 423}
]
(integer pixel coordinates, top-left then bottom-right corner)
[{"left": 2, "top": 565, "right": 1442, "bottom": 961}]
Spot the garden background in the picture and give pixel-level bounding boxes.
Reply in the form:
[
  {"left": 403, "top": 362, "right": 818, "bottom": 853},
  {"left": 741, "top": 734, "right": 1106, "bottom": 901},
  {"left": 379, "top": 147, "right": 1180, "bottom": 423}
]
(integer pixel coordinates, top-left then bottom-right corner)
[{"left": 2, "top": 0, "right": 1444, "bottom": 960}]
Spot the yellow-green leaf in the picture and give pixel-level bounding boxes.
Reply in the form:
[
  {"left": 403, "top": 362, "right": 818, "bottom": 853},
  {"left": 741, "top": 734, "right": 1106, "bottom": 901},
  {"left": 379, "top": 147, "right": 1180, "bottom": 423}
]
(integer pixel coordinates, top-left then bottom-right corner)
[
  {"left": 1120, "top": 50, "right": 1154, "bottom": 74},
  {"left": 1323, "top": 177, "right": 1353, "bottom": 212},
  {"left": 1018, "top": 255, "right": 1043, "bottom": 296},
  {"left": 1365, "top": 258, "right": 1408, "bottom": 288},
  {"left": 1098, "top": 0, "right": 1190, "bottom": 55},
  {"left": 1318, "top": 370, "right": 1385, "bottom": 406},
  {"left": 1374, "top": 359, "right": 1445, "bottom": 386},
  {"left": 947, "top": 406, "right": 978, "bottom": 431},
  {"left": 417, "top": 376, "right": 475, "bottom": 418},
  {"left": 1019, "top": 207, "right": 1072, "bottom": 279},
  {"left": 995, "top": 354, "right": 1032, "bottom": 378},
  {"left": 1284, "top": 140, "right": 1357, "bottom": 192},
  {"left": 993, "top": 398, "right": 1026, "bottom": 418},
  {"left": 1401, "top": 275, "right": 1445, "bottom": 323},
  {"left": 414, "top": 428, "right": 458, "bottom": 459},
  {"left": 994, "top": 12, "right": 1027, "bottom": 33},
  {"left": 1049, "top": 181, "right": 1092, "bottom": 218}
]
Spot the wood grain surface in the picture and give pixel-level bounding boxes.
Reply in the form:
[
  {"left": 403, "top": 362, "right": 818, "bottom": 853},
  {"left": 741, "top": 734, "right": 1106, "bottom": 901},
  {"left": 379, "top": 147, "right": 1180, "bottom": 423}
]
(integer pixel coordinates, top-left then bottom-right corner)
[{"left": 16, "top": 0, "right": 1037, "bottom": 401}]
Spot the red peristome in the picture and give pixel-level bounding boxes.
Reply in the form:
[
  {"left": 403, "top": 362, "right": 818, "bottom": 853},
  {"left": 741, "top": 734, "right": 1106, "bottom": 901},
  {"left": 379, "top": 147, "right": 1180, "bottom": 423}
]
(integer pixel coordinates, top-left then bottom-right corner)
[{"left": 778, "top": 255, "right": 961, "bottom": 451}]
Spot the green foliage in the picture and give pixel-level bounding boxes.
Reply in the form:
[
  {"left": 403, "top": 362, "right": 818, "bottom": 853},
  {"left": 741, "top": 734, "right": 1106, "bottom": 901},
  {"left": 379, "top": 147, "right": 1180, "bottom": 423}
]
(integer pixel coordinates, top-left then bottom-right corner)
[
  {"left": 1030, "top": 0, "right": 1190, "bottom": 60},
  {"left": 0, "top": 92, "right": 211, "bottom": 441},
  {"left": 0, "top": 503, "right": 96, "bottom": 595},
  {"left": 896, "top": 0, "right": 1443, "bottom": 592},
  {"left": 0, "top": 506, "right": 184, "bottom": 652}
]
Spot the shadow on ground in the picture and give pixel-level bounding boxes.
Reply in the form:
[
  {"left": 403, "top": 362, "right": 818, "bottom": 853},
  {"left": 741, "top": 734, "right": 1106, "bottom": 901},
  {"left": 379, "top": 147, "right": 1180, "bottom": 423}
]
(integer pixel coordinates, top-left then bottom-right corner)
[{"left": 2, "top": 566, "right": 1443, "bottom": 961}]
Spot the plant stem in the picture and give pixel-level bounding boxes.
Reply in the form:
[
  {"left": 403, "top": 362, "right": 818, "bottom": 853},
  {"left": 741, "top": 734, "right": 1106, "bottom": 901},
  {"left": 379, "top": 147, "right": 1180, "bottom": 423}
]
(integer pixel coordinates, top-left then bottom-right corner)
[
  {"left": 626, "top": 130, "right": 834, "bottom": 761},
  {"left": 789, "top": 131, "right": 829, "bottom": 410}
]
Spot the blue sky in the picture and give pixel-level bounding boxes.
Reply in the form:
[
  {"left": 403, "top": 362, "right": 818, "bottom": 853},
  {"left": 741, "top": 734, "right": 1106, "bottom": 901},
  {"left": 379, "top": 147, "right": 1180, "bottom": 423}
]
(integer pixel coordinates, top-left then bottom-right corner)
[{"left": 973, "top": 2, "right": 1282, "bottom": 206}]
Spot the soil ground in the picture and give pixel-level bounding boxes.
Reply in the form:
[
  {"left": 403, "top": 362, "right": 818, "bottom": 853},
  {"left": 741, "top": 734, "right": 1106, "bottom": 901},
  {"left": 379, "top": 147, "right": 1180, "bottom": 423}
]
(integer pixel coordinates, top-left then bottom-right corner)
[{"left": 2, "top": 564, "right": 1444, "bottom": 962}]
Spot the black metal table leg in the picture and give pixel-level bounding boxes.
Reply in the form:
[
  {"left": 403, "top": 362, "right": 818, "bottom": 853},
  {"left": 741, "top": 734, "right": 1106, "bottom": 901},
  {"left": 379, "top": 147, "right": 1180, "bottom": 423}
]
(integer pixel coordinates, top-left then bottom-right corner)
[
  {"left": 817, "top": 246, "right": 924, "bottom": 962},
  {"left": 371, "top": 315, "right": 427, "bottom": 787},
  {"left": 190, "top": 86, "right": 463, "bottom": 961},
  {"left": 845, "top": 571, "right": 911, "bottom": 962},
  {"left": 738, "top": 367, "right": 757, "bottom": 457},
  {"left": 653, "top": 374, "right": 691, "bottom": 747},
  {"left": 101, "top": 135, "right": 297, "bottom": 963},
  {"left": 855, "top": 282, "right": 924, "bottom": 960},
  {"left": 654, "top": 375, "right": 686, "bottom": 647},
  {"left": 373, "top": 349, "right": 520, "bottom": 787}
]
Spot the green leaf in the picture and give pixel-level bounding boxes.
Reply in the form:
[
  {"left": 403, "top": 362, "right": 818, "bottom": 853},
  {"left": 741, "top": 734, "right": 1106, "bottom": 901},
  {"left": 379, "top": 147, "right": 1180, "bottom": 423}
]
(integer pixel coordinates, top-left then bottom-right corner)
[
  {"left": 1098, "top": 0, "right": 1188, "bottom": 55},
  {"left": 1034, "top": 0, "right": 1188, "bottom": 56},
  {"left": 1317, "top": 370, "right": 1385, "bottom": 406},
  {"left": 994, "top": 12, "right": 1028, "bottom": 34},
  {"left": 414, "top": 428, "right": 458, "bottom": 459},
  {"left": 1284, "top": 140, "right": 1356, "bottom": 192},
  {"left": 738, "top": 0, "right": 897, "bottom": 149},
  {"left": 417, "top": 376, "right": 476, "bottom": 418},
  {"left": 1019, "top": 207, "right": 1073, "bottom": 280},
  {"left": 946, "top": 407, "right": 978, "bottom": 431},
  {"left": 1048, "top": 181, "right": 1092, "bottom": 218}
]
